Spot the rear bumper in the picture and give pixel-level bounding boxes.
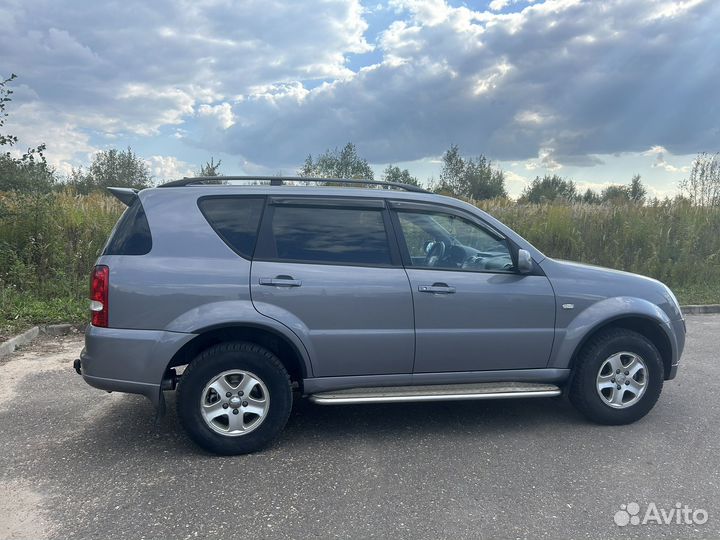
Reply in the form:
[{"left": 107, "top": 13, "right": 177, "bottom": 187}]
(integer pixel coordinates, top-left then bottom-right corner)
[
  {"left": 80, "top": 361, "right": 164, "bottom": 407},
  {"left": 78, "top": 325, "right": 195, "bottom": 406}
]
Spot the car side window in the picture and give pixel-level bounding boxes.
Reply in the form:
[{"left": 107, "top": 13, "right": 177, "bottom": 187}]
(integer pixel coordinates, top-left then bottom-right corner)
[
  {"left": 267, "top": 205, "right": 392, "bottom": 266},
  {"left": 396, "top": 210, "right": 514, "bottom": 272}
]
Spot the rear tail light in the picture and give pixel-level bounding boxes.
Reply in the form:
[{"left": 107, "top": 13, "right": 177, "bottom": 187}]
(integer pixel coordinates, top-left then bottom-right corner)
[{"left": 90, "top": 265, "right": 109, "bottom": 327}]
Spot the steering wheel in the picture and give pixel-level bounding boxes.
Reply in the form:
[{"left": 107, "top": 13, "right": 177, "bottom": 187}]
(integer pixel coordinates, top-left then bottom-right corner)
[{"left": 425, "top": 240, "right": 446, "bottom": 267}]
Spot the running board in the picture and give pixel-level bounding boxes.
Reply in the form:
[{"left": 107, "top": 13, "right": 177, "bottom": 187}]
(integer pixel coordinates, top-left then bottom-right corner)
[{"left": 309, "top": 382, "right": 561, "bottom": 405}]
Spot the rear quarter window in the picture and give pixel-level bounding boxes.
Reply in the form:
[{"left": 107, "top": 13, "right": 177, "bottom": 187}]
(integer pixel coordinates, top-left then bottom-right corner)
[
  {"left": 198, "top": 196, "right": 265, "bottom": 258},
  {"left": 103, "top": 199, "right": 152, "bottom": 256}
]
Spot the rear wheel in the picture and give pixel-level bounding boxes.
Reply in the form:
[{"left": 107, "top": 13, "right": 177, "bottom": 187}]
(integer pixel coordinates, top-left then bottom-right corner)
[
  {"left": 177, "top": 342, "right": 292, "bottom": 455},
  {"left": 569, "top": 328, "right": 664, "bottom": 425}
]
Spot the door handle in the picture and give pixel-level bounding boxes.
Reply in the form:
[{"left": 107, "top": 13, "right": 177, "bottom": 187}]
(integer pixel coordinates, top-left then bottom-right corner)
[
  {"left": 418, "top": 283, "right": 455, "bottom": 294},
  {"left": 259, "top": 276, "right": 302, "bottom": 287}
]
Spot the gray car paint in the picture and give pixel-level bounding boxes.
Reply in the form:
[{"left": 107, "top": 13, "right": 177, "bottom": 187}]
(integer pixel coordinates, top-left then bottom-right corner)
[
  {"left": 81, "top": 326, "right": 194, "bottom": 407},
  {"left": 80, "top": 184, "right": 685, "bottom": 406},
  {"left": 251, "top": 261, "right": 415, "bottom": 376},
  {"left": 540, "top": 258, "right": 684, "bottom": 371},
  {"left": 406, "top": 269, "right": 556, "bottom": 372}
]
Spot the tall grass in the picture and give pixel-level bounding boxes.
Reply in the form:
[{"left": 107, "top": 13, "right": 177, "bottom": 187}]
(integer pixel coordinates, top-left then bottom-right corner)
[
  {"left": 479, "top": 199, "right": 720, "bottom": 291},
  {"left": 0, "top": 189, "right": 122, "bottom": 332},
  {"left": 0, "top": 190, "right": 718, "bottom": 332}
]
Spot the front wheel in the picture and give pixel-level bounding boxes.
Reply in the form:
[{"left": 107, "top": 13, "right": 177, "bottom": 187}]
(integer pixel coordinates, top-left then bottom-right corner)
[
  {"left": 569, "top": 329, "right": 664, "bottom": 425},
  {"left": 177, "top": 342, "right": 292, "bottom": 455}
]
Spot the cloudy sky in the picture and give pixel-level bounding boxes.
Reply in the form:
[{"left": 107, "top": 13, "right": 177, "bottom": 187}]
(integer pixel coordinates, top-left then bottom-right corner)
[{"left": 2, "top": 0, "right": 718, "bottom": 197}]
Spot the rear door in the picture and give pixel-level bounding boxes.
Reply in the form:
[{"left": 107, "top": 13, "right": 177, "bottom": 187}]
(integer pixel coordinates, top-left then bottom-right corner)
[
  {"left": 390, "top": 201, "right": 556, "bottom": 373},
  {"left": 250, "top": 197, "right": 415, "bottom": 377}
]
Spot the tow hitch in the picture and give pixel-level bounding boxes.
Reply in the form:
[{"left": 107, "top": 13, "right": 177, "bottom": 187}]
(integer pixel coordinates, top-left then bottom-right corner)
[{"left": 73, "top": 358, "right": 82, "bottom": 375}]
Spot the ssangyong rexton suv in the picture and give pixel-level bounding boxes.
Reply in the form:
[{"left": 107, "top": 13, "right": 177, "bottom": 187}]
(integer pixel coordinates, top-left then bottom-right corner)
[{"left": 76, "top": 177, "right": 685, "bottom": 455}]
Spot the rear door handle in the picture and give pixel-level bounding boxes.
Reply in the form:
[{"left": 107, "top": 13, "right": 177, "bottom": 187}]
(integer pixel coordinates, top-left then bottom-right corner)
[
  {"left": 418, "top": 283, "right": 455, "bottom": 294},
  {"left": 259, "top": 276, "right": 302, "bottom": 287}
]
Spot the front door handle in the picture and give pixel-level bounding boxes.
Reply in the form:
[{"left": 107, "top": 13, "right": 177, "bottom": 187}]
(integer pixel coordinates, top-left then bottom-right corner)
[
  {"left": 259, "top": 276, "right": 302, "bottom": 287},
  {"left": 418, "top": 283, "right": 455, "bottom": 294}
]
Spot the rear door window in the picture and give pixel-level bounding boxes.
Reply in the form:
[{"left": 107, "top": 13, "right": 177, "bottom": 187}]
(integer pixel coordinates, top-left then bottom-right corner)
[
  {"left": 261, "top": 204, "right": 392, "bottom": 266},
  {"left": 198, "top": 197, "right": 265, "bottom": 258}
]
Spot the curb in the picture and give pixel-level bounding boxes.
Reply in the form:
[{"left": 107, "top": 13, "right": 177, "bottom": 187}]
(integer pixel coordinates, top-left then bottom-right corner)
[
  {"left": 681, "top": 304, "right": 720, "bottom": 315},
  {"left": 0, "top": 324, "right": 76, "bottom": 359},
  {"left": 0, "top": 326, "right": 40, "bottom": 359}
]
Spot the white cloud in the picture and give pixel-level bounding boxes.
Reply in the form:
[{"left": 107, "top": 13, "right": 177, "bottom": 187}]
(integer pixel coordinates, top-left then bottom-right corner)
[
  {"left": 503, "top": 169, "right": 529, "bottom": 193},
  {"left": 3, "top": 101, "right": 98, "bottom": 176},
  {"left": 146, "top": 155, "right": 195, "bottom": 181},
  {"left": 489, "top": 0, "right": 510, "bottom": 11},
  {"left": 2, "top": 0, "right": 373, "bottom": 160},
  {"left": 514, "top": 109, "right": 554, "bottom": 125},
  {"left": 2, "top": 0, "right": 718, "bottom": 183},
  {"left": 643, "top": 145, "right": 690, "bottom": 173},
  {"left": 197, "top": 102, "right": 235, "bottom": 130},
  {"left": 524, "top": 148, "right": 562, "bottom": 172},
  {"left": 213, "top": 0, "right": 718, "bottom": 168},
  {"left": 645, "top": 0, "right": 705, "bottom": 21}
]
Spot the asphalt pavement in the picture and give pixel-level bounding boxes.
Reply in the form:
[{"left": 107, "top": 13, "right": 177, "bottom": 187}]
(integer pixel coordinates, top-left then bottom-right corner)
[{"left": 1, "top": 315, "right": 718, "bottom": 539}]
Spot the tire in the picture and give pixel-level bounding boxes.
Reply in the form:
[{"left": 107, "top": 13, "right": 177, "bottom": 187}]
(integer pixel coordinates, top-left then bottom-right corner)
[
  {"left": 177, "top": 342, "right": 292, "bottom": 455},
  {"left": 569, "top": 328, "right": 664, "bottom": 425}
]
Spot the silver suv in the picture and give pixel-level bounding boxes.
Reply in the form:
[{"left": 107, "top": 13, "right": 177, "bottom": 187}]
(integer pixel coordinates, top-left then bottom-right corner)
[{"left": 76, "top": 177, "right": 685, "bottom": 455}]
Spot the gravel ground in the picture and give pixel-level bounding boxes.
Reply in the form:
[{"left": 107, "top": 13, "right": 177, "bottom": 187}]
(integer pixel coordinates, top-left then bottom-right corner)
[{"left": 0, "top": 315, "right": 718, "bottom": 539}]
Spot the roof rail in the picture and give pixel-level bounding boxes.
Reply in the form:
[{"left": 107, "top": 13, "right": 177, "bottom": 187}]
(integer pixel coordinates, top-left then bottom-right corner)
[{"left": 157, "top": 175, "right": 429, "bottom": 193}]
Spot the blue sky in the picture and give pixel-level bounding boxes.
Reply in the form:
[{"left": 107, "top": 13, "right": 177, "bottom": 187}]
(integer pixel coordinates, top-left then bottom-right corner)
[{"left": 2, "top": 0, "right": 718, "bottom": 197}]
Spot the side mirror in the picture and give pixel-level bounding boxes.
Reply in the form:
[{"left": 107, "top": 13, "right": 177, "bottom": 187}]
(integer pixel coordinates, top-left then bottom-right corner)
[{"left": 517, "top": 249, "right": 533, "bottom": 274}]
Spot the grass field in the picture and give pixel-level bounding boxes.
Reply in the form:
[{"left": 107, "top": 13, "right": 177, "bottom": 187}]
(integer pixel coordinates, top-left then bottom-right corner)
[{"left": 1, "top": 190, "right": 718, "bottom": 336}]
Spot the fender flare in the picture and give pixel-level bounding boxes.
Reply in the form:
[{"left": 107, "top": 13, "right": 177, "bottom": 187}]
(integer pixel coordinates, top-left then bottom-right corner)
[
  {"left": 548, "top": 296, "right": 678, "bottom": 371},
  {"left": 165, "top": 300, "right": 315, "bottom": 377}
]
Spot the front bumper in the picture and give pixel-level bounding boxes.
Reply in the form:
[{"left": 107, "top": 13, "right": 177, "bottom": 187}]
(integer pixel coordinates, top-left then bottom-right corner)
[
  {"left": 78, "top": 325, "right": 195, "bottom": 407},
  {"left": 665, "top": 317, "right": 686, "bottom": 381}
]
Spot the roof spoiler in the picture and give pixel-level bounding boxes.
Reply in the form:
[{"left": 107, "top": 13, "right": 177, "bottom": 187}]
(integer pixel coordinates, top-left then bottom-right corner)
[{"left": 107, "top": 187, "right": 139, "bottom": 206}]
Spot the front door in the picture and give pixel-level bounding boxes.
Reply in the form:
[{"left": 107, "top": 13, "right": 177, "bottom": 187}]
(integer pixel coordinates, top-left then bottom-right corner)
[
  {"left": 391, "top": 203, "right": 555, "bottom": 373},
  {"left": 251, "top": 197, "right": 414, "bottom": 377}
]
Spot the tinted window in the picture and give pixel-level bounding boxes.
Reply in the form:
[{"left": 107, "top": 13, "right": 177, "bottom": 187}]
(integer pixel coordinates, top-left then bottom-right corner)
[
  {"left": 268, "top": 206, "right": 391, "bottom": 265},
  {"left": 103, "top": 199, "right": 152, "bottom": 255},
  {"left": 199, "top": 197, "right": 265, "bottom": 258}
]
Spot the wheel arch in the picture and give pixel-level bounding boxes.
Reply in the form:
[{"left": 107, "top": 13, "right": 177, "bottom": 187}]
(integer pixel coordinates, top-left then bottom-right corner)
[
  {"left": 166, "top": 323, "right": 310, "bottom": 389},
  {"left": 570, "top": 315, "right": 674, "bottom": 380}
]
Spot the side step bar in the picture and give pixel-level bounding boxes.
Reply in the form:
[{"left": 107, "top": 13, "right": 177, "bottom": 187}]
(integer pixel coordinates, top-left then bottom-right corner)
[{"left": 309, "top": 382, "right": 561, "bottom": 405}]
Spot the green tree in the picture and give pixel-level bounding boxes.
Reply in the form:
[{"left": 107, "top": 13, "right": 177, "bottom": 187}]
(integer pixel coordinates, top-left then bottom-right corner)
[
  {"left": 597, "top": 175, "right": 648, "bottom": 205},
  {"left": 581, "top": 188, "right": 601, "bottom": 204},
  {"left": 0, "top": 74, "right": 18, "bottom": 149},
  {"left": 198, "top": 157, "right": 222, "bottom": 177},
  {"left": 382, "top": 164, "right": 420, "bottom": 187},
  {"left": 70, "top": 147, "right": 152, "bottom": 193},
  {"left": 435, "top": 145, "right": 506, "bottom": 200},
  {"left": 600, "top": 184, "right": 631, "bottom": 204},
  {"left": 0, "top": 74, "right": 55, "bottom": 193},
  {"left": 679, "top": 152, "right": 720, "bottom": 206},
  {"left": 519, "top": 174, "right": 577, "bottom": 204},
  {"left": 629, "top": 174, "right": 647, "bottom": 203},
  {"left": 299, "top": 142, "right": 374, "bottom": 179}
]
